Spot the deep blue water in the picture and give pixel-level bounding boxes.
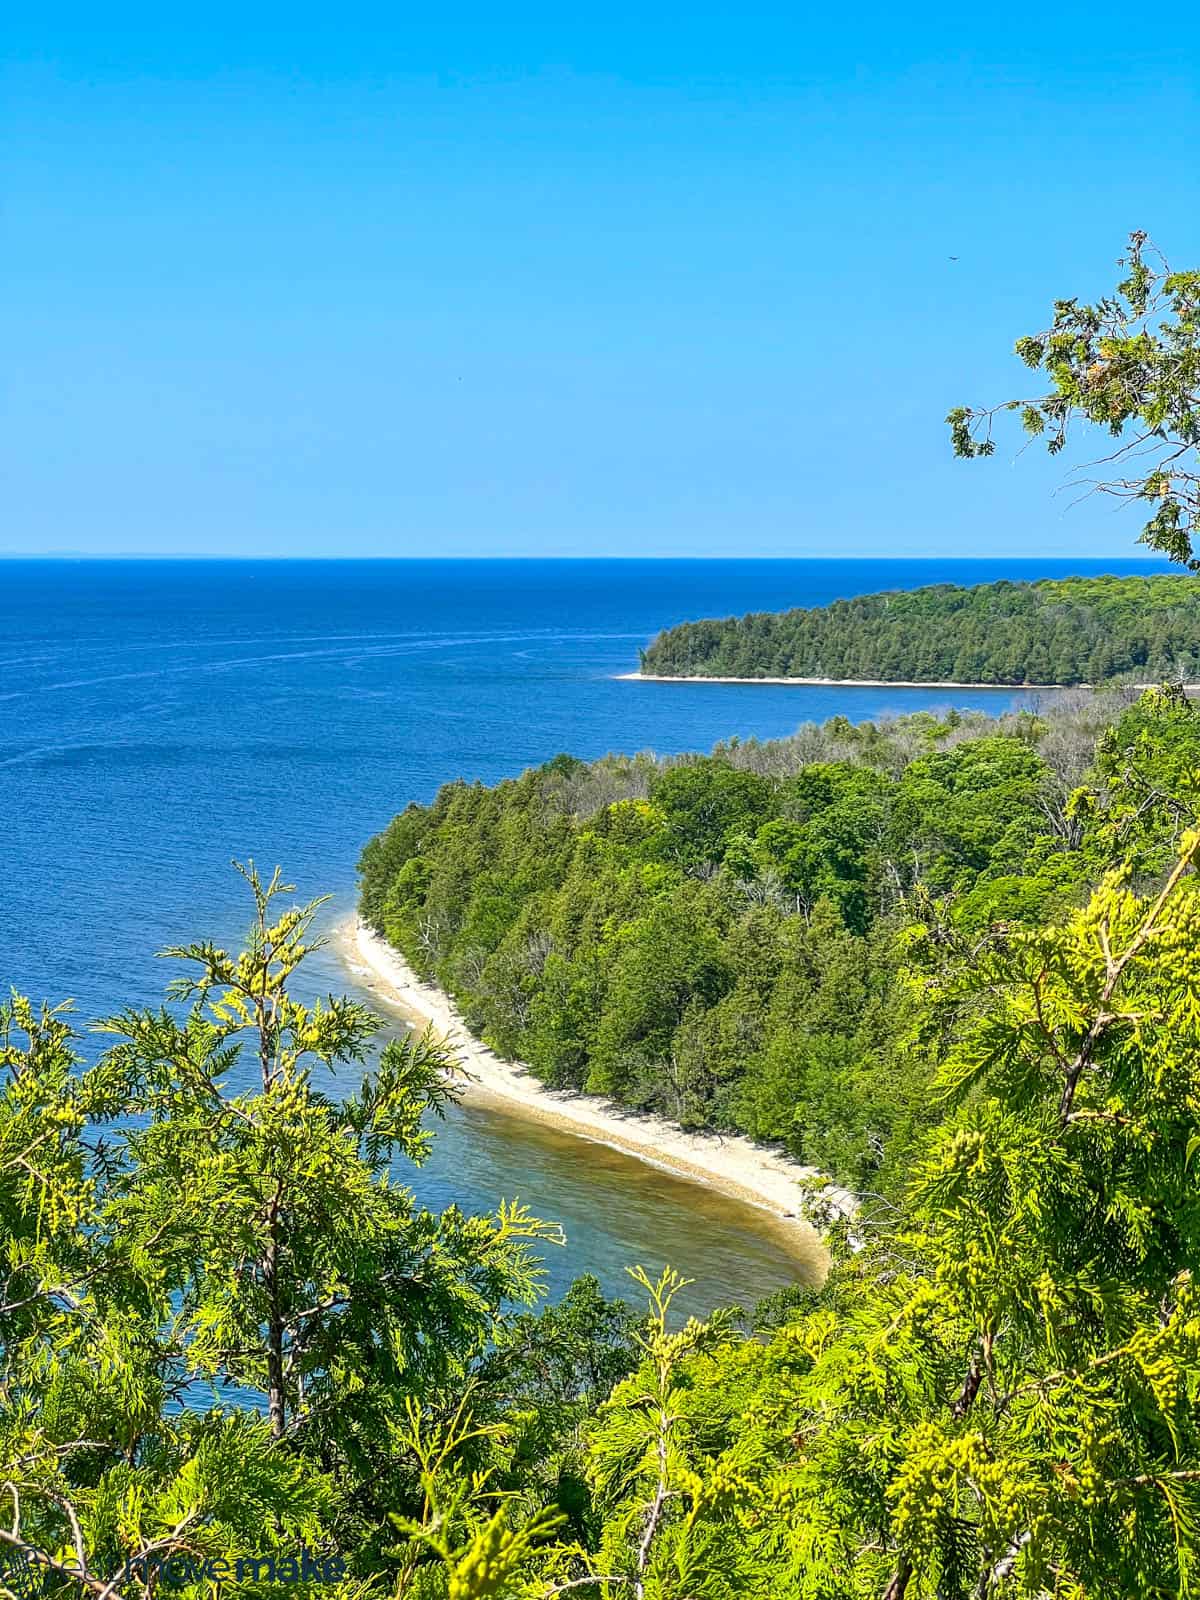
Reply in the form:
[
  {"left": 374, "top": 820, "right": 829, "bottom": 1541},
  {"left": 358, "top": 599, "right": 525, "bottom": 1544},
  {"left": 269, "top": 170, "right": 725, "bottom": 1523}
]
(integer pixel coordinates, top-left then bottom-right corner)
[{"left": 0, "top": 556, "right": 1169, "bottom": 1312}]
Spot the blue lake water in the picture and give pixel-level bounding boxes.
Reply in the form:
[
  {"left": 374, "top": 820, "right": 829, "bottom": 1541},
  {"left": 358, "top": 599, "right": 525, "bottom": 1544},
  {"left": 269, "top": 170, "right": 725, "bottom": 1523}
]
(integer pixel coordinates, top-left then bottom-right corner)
[{"left": 0, "top": 556, "right": 1168, "bottom": 1314}]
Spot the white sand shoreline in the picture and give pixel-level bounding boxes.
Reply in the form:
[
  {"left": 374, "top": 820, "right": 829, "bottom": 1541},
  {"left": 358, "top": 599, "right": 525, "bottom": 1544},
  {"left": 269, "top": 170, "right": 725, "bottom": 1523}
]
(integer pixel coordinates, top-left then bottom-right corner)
[
  {"left": 617, "top": 671, "right": 1079, "bottom": 690},
  {"left": 340, "top": 919, "right": 854, "bottom": 1250}
]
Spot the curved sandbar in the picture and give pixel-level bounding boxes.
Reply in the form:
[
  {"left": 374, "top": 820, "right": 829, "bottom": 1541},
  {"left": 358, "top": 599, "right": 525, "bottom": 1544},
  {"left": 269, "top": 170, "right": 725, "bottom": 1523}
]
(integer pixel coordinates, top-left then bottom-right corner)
[
  {"left": 341, "top": 920, "right": 853, "bottom": 1252},
  {"left": 617, "top": 671, "right": 1077, "bottom": 690}
]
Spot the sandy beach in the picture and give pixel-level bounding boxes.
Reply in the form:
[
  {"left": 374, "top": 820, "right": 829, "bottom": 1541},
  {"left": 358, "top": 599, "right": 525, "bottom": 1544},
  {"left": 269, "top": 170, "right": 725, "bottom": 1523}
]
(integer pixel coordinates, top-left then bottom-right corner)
[
  {"left": 617, "top": 670, "right": 1078, "bottom": 690},
  {"left": 340, "top": 919, "right": 855, "bottom": 1238}
]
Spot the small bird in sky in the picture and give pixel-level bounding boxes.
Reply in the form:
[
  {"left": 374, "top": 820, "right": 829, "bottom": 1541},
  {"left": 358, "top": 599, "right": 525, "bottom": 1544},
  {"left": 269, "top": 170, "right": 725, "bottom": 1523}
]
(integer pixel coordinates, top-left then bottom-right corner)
[{"left": 948, "top": 255, "right": 959, "bottom": 261}]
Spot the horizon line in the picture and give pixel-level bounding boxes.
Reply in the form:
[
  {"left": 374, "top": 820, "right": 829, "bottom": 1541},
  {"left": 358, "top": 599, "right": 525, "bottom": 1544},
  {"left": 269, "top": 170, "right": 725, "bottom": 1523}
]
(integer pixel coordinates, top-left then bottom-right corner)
[{"left": 0, "top": 552, "right": 1171, "bottom": 564}]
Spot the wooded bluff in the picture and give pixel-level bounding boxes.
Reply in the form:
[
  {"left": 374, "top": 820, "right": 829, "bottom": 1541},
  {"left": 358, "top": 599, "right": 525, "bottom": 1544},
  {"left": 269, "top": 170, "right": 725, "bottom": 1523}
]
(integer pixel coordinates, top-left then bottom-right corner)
[
  {"left": 636, "top": 573, "right": 1200, "bottom": 684},
  {"left": 5, "top": 687, "right": 1200, "bottom": 1600},
  {"left": 359, "top": 686, "right": 1194, "bottom": 1194}
]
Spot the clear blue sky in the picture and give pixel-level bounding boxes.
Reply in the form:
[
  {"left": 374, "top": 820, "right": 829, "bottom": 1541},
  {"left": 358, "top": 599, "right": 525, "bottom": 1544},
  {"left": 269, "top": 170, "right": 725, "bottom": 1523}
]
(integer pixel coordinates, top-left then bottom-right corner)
[{"left": 4, "top": 4, "right": 1197, "bottom": 558}]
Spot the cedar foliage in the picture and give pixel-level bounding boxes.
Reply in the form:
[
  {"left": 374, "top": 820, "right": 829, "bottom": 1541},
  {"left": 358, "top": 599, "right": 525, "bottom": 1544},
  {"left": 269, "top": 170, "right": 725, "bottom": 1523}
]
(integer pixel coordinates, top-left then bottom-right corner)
[{"left": 7, "top": 688, "right": 1200, "bottom": 1599}]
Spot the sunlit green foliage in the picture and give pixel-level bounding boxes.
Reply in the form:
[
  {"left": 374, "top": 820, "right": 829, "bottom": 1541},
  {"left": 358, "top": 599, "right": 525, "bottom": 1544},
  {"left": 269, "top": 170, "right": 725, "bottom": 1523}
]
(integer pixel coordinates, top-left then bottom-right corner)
[
  {"left": 949, "top": 232, "right": 1200, "bottom": 568},
  {"left": 436, "top": 822, "right": 1200, "bottom": 1599},
  {"left": 359, "top": 692, "right": 1200, "bottom": 1193},
  {"left": 12, "top": 694, "right": 1200, "bottom": 1598},
  {"left": 0, "top": 870, "right": 566, "bottom": 1598}
]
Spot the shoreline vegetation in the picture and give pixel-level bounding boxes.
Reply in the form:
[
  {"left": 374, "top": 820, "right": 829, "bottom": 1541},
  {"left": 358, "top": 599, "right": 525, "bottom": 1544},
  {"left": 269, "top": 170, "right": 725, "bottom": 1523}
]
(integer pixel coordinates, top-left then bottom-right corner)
[
  {"left": 355, "top": 690, "right": 1177, "bottom": 1214},
  {"left": 342, "top": 917, "right": 850, "bottom": 1256},
  {"left": 637, "top": 573, "right": 1200, "bottom": 686},
  {"left": 617, "top": 670, "right": 1077, "bottom": 689}
]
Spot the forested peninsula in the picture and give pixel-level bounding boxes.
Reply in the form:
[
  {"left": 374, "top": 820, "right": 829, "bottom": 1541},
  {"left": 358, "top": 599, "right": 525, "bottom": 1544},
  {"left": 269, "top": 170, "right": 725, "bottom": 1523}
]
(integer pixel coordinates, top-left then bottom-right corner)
[
  {"left": 636, "top": 572, "right": 1200, "bottom": 685},
  {"left": 359, "top": 685, "right": 1197, "bottom": 1195},
  {"left": 11, "top": 239, "right": 1200, "bottom": 1600}
]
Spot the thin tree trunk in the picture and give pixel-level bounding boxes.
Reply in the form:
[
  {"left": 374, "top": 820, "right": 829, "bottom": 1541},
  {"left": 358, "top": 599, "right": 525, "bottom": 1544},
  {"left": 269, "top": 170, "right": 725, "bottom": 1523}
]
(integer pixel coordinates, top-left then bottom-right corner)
[
  {"left": 263, "top": 1184, "right": 285, "bottom": 1438},
  {"left": 882, "top": 1555, "right": 912, "bottom": 1600},
  {"left": 879, "top": 1330, "right": 992, "bottom": 1597}
]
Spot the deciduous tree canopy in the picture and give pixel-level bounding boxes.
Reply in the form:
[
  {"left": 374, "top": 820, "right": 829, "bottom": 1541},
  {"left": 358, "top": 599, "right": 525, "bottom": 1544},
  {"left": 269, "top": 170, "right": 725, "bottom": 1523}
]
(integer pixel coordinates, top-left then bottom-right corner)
[
  {"left": 359, "top": 689, "right": 1200, "bottom": 1195},
  {"left": 949, "top": 232, "right": 1200, "bottom": 567}
]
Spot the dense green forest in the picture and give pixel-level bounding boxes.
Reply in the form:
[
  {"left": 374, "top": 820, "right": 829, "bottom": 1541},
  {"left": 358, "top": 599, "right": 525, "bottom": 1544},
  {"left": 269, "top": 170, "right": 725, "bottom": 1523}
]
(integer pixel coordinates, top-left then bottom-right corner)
[
  {"left": 7, "top": 685, "right": 1200, "bottom": 1600},
  {"left": 8, "top": 241, "right": 1200, "bottom": 1597},
  {"left": 359, "top": 687, "right": 1194, "bottom": 1192},
  {"left": 637, "top": 573, "right": 1200, "bottom": 684}
]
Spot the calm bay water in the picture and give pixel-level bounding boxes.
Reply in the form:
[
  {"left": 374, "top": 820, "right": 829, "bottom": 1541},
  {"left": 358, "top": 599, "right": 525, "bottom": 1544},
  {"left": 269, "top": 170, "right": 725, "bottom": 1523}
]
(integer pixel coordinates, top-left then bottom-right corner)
[{"left": 0, "top": 556, "right": 1167, "bottom": 1314}]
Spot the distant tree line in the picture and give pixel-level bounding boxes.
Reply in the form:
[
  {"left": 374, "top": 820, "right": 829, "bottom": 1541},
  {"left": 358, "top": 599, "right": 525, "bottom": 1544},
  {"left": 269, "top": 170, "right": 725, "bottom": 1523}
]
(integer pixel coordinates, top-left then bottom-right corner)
[{"left": 637, "top": 574, "right": 1200, "bottom": 684}]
